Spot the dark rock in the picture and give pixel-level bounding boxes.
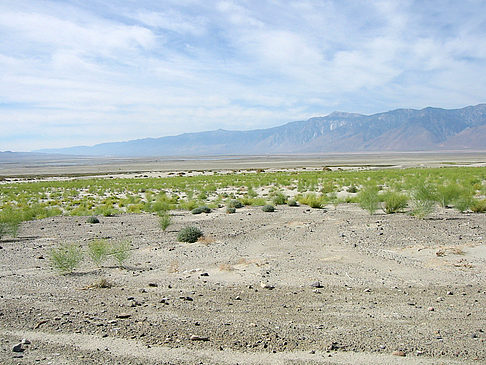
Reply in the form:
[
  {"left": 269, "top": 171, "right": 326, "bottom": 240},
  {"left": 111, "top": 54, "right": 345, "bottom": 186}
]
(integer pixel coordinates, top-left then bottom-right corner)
[{"left": 12, "top": 343, "right": 24, "bottom": 352}]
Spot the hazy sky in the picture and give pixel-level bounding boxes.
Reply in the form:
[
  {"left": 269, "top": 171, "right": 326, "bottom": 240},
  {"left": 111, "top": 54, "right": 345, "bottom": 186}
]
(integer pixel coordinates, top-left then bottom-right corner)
[{"left": 1, "top": 0, "right": 486, "bottom": 151}]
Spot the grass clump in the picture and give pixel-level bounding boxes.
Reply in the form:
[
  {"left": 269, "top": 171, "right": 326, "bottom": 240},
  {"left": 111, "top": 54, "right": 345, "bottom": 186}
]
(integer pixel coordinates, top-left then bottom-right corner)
[
  {"left": 298, "top": 193, "right": 325, "bottom": 208},
  {"left": 226, "top": 207, "right": 236, "bottom": 214},
  {"left": 358, "top": 186, "right": 380, "bottom": 215},
  {"left": 191, "top": 206, "right": 211, "bottom": 214},
  {"left": 382, "top": 192, "right": 408, "bottom": 214},
  {"left": 227, "top": 199, "right": 244, "bottom": 209},
  {"left": 471, "top": 199, "right": 486, "bottom": 213},
  {"left": 88, "top": 239, "right": 110, "bottom": 267},
  {"left": 271, "top": 192, "right": 287, "bottom": 205},
  {"left": 262, "top": 204, "right": 275, "bottom": 212},
  {"left": 435, "top": 184, "right": 463, "bottom": 208},
  {"left": 453, "top": 193, "right": 474, "bottom": 213},
  {"left": 86, "top": 216, "right": 100, "bottom": 224},
  {"left": 287, "top": 199, "right": 298, "bottom": 207},
  {"left": 0, "top": 207, "right": 22, "bottom": 238},
  {"left": 160, "top": 213, "right": 171, "bottom": 231},
  {"left": 410, "top": 181, "right": 436, "bottom": 219},
  {"left": 110, "top": 240, "right": 131, "bottom": 267},
  {"left": 177, "top": 226, "right": 203, "bottom": 243},
  {"left": 50, "top": 243, "right": 83, "bottom": 274}
]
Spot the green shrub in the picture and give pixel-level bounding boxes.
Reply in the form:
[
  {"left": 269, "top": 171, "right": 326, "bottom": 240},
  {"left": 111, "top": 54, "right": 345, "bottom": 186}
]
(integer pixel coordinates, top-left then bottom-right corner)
[
  {"left": 410, "top": 182, "right": 436, "bottom": 219},
  {"left": 160, "top": 213, "right": 171, "bottom": 231},
  {"left": 0, "top": 207, "right": 22, "bottom": 238},
  {"left": 347, "top": 185, "right": 359, "bottom": 193},
  {"left": 358, "top": 186, "right": 380, "bottom": 215},
  {"left": 88, "top": 239, "right": 110, "bottom": 267},
  {"left": 262, "top": 204, "right": 275, "bottom": 212},
  {"left": 227, "top": 199, "right": 243, "bottom": 209},
  {"left": 436, "top": 184, "right": 463, "bottom": 208},
  {"left": 471, "top": 199, "right": 486, "bottom": 213},
  {"left": 191, "top": 206, "right": 211, "bottom": 214},
  {"left": 110, "top": 240, "right": 131, "bottom": 267},
  {"left": 86, "top": 216, "right": 100, "bottom": 224},
  {"left": 382, "top": 192, "right": 408, "bottom": 214},
  {"left": 226, "top": 207, "right": 236, "bottom": 214},
  {"left": 271, "top": 192, "right": 287, "bottom": 205},
  {"left": 287, "top": 199, "right": 298, "bottom": 207},
  {"left": 50, "top": 243, "right": 83, "bottom": 274},
  {"left": 177, "top": 226, "right": 203, "bottom": 243},
  {"left": 298, "top": 193, "right": 325, "bottom": 208},
  {"left": 453, "top": 194, "right": 474, "bottom": 213}
]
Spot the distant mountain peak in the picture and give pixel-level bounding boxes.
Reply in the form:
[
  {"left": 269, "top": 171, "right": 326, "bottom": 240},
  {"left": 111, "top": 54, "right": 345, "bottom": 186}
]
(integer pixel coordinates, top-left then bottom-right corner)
[
  {"left": 36, "top": 104, "right": 486, "bottom": 156},
  {"left": 327, "top": 111, "right": 362, "bottom": 118}
]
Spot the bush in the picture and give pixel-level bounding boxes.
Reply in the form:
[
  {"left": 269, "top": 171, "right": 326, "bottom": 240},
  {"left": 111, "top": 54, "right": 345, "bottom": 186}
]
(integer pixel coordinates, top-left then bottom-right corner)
[
  {"left": 453, "top": 193, "right": 474, "bottom": 213},
  {"left": 177, "top": 226, "right": 203, "bottom": 243},
  {"left": 358, "top": 186, "right": 380, "bottom": 215},
  {"left": 50, "top": 243, "right": 83, "bottom": 274},
  {"left": 227, "top": 199, "right": 243, "bottom": 209},
  {"left": 347, "top": 185, "right": 359, "bottom": 193},
  {"left": 287, "top": 199, "right": 298, "bottom": 207},
  {"left": 262, "top": 205, "right": 275, "bottom": 212},
  {"left": 382, "top": 192, "right": 408, "bottom": 214},
  {"left": 299, "top": 193, "right": 325, "bottom": 208},
  {"left": 410, "top": 181, "right": 436, "bottom": 219},
  {"left": 0, "top": 207, "right": 22, "bottom": 238},
  {"left": 191, "top": 206, "right": 211, "bottom": 214},
  {"left": 86, "top": 216, "right": 100, "bottom": 224},
  {"left": 88, "top": 239, "right": 110, "bottom": 267},
  {"left": 271, "top": 192, "right": 287, "bottom": 205},
  {"left": 160, "top": 213, "right": 171, "bottom": 231},
  {"left": 226, "top": 207, "right": 236, "bottom": 214},
  {"left": 436, "top": 184, "right": 463, "bottom": 208},
  {"left": 471, "top": 199, "right": 486, "bottom": 213},
  {"left": 111, "top": 240, "right": 131, "bottom": 267}
]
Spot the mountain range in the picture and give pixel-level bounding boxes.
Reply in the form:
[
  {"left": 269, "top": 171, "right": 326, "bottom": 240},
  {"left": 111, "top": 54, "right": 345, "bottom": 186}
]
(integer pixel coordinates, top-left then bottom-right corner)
[{"left": 38, "top": 104, "right": 486, "bottom": 156}]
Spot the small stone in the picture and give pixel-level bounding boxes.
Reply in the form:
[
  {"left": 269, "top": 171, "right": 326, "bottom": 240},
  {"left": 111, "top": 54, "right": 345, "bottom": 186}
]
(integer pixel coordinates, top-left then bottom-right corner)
[
  {"left": 190, "top": 335, "right": 209, "bottom": 341},
  {"left": 200, "top": 272, "right": 209, "bottom": 277},
  {"left": 37, "top": 256, "right": 44, "bottom": 259},
  {"left": 12, "top": 343, "right": 24, "bottom": 352},
  {"left": 310, "top": 281, "right": 323, "bottom": 288},
  {"left": 392, "top": 350, "right": 406, "bottom": 357},
  {"left": 447, "top": 291, "right": 453, "bottom": 295},
  {"left": 148, "top": 283, "right": 158, "bottom": 287},
  {"left": 260, "top": 282, "right": 275, "bottom": 290},
  {"left": 116, "top": 313, "right": 131, "bottom": 319},
  {"left": 21, "top": 339, "right": 31, "bottom": 345},
  {"left": 363, "top": 288, "right": 371, "bottom": 293},
  {"left": 428, "top": 307, "right": 435, "bottom": 311},
  {"left": 235, "top": 296, "right": 241, "bottom": 300},
  {"left": 180, "top": 296, "right": 193, "bottom": 301}
]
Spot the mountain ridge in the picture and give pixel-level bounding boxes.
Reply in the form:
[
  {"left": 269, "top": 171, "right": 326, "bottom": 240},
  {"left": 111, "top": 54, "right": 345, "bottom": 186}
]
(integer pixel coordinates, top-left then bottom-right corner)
[{"left": 37, "top": 104, "right": 486, "bottom": 156}]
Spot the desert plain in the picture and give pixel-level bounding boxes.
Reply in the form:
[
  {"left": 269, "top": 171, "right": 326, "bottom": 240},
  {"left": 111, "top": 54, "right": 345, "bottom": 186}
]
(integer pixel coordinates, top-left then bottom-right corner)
[{"left": 1, "top": 152, "right": 486, "bottom": 364}]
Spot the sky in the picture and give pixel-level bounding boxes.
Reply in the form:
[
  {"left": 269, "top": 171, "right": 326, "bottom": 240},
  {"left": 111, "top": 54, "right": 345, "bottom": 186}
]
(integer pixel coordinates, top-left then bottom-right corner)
[{"left": 1, "top": 0, "right": 486, "bottom": 151}]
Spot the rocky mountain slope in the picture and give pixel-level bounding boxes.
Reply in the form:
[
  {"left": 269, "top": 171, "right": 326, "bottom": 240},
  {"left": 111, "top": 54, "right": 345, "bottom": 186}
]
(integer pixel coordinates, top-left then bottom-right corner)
[{"left": 38, "top": 104, "right": 486, "bottom": 156}]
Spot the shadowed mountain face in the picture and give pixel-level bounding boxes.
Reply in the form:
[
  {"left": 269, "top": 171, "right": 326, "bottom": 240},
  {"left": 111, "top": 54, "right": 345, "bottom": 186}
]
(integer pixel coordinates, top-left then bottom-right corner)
[{"left": 38, "top": 104, "right": 486, "bottom": 156}]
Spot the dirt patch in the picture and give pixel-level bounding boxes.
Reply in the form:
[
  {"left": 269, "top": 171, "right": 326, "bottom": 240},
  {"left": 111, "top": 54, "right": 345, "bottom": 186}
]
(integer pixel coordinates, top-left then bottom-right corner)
[{"left": 1, "top": 205, "right": 485, "bottom": 364}]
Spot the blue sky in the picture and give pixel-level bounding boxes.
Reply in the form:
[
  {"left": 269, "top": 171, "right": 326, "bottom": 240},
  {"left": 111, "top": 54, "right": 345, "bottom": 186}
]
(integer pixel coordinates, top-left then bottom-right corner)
[{"left": 1, "top": 0, "right": 486, "bottom": 151}]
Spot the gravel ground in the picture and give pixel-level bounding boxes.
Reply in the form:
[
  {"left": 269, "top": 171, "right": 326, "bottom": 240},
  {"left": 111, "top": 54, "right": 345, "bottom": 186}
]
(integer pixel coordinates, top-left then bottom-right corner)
[{"left": 1, "top": 204, "right": 485, "bottom": 364}]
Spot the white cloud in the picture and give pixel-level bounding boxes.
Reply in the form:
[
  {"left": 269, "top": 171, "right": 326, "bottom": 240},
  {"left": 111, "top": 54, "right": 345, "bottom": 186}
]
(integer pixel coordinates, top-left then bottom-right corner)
[{"left": 0, "top": 0, "right": 485, "bottom": 151}]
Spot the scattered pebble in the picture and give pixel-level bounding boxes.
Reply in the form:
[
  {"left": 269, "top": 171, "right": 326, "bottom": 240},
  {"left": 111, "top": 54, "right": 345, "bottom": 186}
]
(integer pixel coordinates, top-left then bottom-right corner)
[
  {"left": 12, "top": 343, "right": 24, "bottom": 353},
  {"left": 392, "top": 350, "right": 406, "bottom": 357},
  {"left": 116, "top": 313, "right": 131, "bottom": 319},
  {"left": 190, "top": 335, "right": 209, "bottom": 341}
]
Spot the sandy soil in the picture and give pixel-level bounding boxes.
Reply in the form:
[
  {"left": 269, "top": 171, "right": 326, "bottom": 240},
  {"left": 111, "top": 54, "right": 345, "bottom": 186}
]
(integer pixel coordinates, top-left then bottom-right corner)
[{"left": 1, "top": 203, "right": 485, "bottom": 364}]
